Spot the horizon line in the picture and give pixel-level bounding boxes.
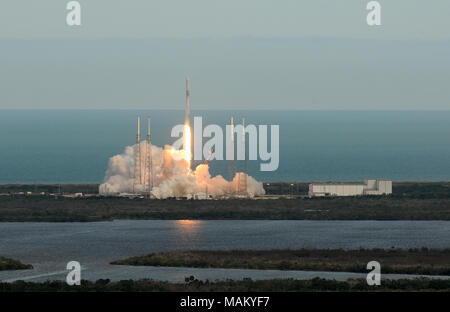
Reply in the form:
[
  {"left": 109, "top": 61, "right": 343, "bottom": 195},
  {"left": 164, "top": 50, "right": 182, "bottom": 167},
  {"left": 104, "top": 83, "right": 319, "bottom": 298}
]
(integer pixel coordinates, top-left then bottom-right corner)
[{"left": 1, "top": 108, "right": 450, "bottom": 112}]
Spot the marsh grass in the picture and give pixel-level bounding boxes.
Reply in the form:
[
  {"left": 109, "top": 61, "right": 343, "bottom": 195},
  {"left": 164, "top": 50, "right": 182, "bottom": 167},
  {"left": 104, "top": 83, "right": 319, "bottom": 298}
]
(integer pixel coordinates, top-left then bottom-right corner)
[{"left": 111, "top": 248, "right": 450, "bottom": 276}]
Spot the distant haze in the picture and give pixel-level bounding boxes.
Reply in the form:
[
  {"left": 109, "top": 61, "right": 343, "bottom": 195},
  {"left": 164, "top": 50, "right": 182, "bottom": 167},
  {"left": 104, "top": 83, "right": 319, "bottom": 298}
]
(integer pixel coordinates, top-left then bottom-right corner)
[
  {"left": 0, "top": 1, "right": 449, "bottom": 110},
  {"left": 1, "top": 0, "right": 450, "bottom": 40},
  {"left": 1, "top": 38, "right": 449, "bottom": 110}
]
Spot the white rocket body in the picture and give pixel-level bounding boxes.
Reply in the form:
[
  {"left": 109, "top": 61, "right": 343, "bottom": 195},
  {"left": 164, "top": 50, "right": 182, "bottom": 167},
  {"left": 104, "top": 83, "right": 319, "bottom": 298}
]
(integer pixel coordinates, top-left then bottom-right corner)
[{"left": 185, "top": 77, "right": 190, "bottom": 125}]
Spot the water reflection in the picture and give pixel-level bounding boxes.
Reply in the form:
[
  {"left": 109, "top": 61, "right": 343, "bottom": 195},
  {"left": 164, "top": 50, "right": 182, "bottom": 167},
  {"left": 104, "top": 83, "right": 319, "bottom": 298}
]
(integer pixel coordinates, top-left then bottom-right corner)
[{"left": 175, "top": 220, "right": 202, "bottom": 233}]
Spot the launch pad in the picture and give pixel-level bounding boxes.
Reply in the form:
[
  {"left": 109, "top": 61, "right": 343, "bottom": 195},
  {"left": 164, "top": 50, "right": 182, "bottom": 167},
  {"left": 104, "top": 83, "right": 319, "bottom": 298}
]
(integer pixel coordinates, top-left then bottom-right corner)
[{"left": 118, "top": 78, "right": 257, "bottom": 199}]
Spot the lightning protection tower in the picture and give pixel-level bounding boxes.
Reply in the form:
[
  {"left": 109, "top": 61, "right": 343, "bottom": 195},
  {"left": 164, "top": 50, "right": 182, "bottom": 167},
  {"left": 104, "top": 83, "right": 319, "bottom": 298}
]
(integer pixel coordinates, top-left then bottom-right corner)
[
  {"left": 146, "top": 116, "right": 153, "bottom": 197},
  {"left": 237, "top": 118, "right": 248, "bottom": 196},
  {"left": 229, "top": 116, "right": 235, "bottom": 191},
  {"left": 133, "top": 116, "right": 142, "bottom": 193}
]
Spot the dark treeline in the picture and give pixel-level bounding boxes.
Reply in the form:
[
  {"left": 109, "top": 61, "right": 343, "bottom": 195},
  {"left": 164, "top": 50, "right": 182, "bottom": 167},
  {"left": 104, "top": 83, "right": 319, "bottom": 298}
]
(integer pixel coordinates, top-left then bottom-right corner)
[
  {"left": 1, "top": 278, "right": 450, "bottom": 292},
  {"left": 392, "top": 182, "right": 450, "bottom": 199},
  {"left": 111, "top": 248, "right": 450, "bottom": 276},
  {"left": 0, "top": 257, "right": 33, "bottom": 271},
  {"left": 0, "top": 196, "right": 449, "bottom": 221}
]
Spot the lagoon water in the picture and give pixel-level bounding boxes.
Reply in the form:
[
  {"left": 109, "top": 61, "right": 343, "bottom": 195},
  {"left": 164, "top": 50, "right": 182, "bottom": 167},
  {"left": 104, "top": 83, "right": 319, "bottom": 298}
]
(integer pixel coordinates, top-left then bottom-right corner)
[
  {"left": 1, "top": 220, "right": 449, "bottom": 282},
  {"left": 0, "top": 110, "right": 449, "bottom": 183}
]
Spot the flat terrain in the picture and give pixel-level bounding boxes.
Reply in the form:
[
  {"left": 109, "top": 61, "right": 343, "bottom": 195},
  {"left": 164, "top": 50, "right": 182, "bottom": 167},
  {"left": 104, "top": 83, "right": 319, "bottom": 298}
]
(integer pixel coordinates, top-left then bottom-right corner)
[
  {"left": 0, "top": 257, "right": 32, "bottom": 271},
  {"left": 111, "top": 248, "right": 450, "bottom": 276},
  {"left": 0, "top": 182, "right": 448, "bottom": 221},
  {"left": 1, "top": 278, "right": 449, "bottom": 292},
  {"left": 0, "top": 196, "right": 449, "bottom": 221}
]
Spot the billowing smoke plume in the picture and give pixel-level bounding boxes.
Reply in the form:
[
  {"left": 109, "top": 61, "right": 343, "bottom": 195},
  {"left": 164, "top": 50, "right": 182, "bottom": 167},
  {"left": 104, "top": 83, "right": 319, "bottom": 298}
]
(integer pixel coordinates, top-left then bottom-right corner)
[{"left": 99, "top": 142, "right": 265, "bottom": 198}]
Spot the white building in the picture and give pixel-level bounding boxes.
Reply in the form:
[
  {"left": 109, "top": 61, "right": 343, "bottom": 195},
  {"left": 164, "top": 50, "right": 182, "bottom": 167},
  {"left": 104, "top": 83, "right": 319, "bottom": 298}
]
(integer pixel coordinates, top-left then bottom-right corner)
[{"left": 308, "top": 179, "right": 392, "bottom": 197}]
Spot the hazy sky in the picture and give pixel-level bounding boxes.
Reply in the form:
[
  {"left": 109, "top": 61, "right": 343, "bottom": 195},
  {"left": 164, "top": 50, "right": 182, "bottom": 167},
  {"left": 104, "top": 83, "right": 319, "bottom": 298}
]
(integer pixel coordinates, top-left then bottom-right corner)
[
  {"left": 2, "top": 0, "right": 450, "bottom": 40},
  {"left": 0, "top": 1, "right": 449, "bottom": 110}
]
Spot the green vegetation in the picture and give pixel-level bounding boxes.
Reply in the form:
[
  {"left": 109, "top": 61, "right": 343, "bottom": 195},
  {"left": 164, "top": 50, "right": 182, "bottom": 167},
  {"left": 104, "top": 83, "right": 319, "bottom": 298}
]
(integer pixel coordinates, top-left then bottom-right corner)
[
  {"left": 111, "top": 248, "right": 450, "bottom": 276},
  {"left": 0, "top": 257, "right": 33, "bottom": 271},
  {"left": 0, "top": 196, "right": 450, "bottom": 221},
  {"left": 1, "top": 277, "right": 449, "bottom": 292},
  {"left": 0, "top": 182, "right": 449, "bottom": 221},
  {"left": 392, "top": 182, "right": 450, "bottom": 199}
]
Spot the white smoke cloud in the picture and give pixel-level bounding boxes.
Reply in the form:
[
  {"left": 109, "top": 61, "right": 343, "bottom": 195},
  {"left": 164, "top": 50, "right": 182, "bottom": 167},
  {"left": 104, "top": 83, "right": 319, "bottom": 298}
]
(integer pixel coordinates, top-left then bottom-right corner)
[{"left": 99, "top": 142, "right": 265, "bottom": 199}]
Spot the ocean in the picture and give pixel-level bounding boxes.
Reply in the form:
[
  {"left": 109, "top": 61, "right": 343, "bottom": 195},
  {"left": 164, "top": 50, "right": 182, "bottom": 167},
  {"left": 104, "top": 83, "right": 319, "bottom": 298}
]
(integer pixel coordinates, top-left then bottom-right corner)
[{"left": 0, "top": 110, "right": 449, "bottom": 183}]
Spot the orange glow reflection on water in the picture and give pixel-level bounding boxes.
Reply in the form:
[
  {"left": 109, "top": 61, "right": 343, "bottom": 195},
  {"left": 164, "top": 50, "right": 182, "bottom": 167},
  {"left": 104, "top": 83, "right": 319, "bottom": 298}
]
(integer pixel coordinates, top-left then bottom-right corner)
[{"left": 176, "top": 220, "right": 201, "bottom": 232}]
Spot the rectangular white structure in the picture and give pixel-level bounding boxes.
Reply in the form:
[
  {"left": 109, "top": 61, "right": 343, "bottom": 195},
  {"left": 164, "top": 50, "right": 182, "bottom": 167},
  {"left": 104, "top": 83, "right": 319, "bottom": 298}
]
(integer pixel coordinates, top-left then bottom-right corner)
[{"left": 309, "top": 179, "right": 392, "bottom": 197}]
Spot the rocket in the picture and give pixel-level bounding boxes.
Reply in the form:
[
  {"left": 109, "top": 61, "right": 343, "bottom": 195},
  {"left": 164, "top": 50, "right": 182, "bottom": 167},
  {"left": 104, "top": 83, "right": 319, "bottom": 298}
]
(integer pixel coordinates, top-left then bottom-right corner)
[
  {"left": 185, "top": 77, "right": 190, "bottom": 125},
  {"left": 137, "top": 116, "right": 141, "bottom": 143},
  {"left": 147, "top": 116, "right": 151, "bottom": 143},
  {"left": 183, "top": 77, "right": 192, "bottom": 164}
]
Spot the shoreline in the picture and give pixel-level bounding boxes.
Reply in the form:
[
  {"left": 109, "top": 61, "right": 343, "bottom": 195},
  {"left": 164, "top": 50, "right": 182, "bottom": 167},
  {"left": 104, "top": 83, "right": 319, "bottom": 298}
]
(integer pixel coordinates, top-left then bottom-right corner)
[
  {"left": 1, "top": 277, "right": 450, "bottom": 292},
  {"left": 111, "top": 248, "right": 450, "bottom": 276}
]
